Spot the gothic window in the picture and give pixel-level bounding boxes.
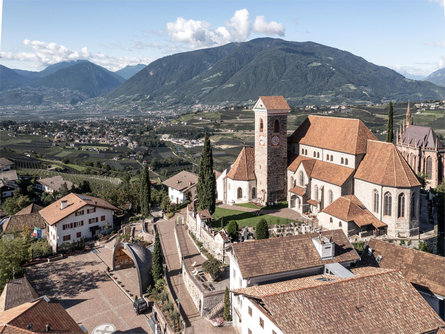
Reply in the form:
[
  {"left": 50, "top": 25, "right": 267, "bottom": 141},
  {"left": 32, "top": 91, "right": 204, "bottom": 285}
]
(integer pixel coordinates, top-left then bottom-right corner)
[
  {"left": 274, "top": 119, "right": 280, "bottom": 132},
  {"left": 384, "top": 192, "right": 392, "bottom": 216},
  {"left": 330, "top": 155, "right": 333, "bottom": 162},
  {"left": 317, "top": 152, "right": 320, "bottom": 158},
  {"left": 338, "top": 221, "right": 342, "bottom": 227},
  {"left": 237, "top": 187, "right": 242, "bottom": 199},
  {"left": 426, "top": 156, "right": 432, "bottom": 179},
  {"left": 398, "top": 193, "right": 405, "bottom": 218},
  {"left": 373, "top": 190, "right": 379, "bottom": 213},
  {"left": 345, "top": 158, "right": 348, "bottom": 165},
  {"left": 328, "top": 190, "right": 333, "bottom": 204},
  {"left": 411, "top": 194, "right": 416, "bottom": 218},
  {"left": 341, "top": 157, "right": 344, "bottom": 164},
  {"left": 329, "top": 217, "right": 333, "bottom": 223},
  {"left": 314, "top": 185, "right": 318, "bottom": 201},
  {"left": 251, "top": 187, "right": 256, "bottom": 199},
  {"left": 313, "top": 151, "right": 316, "bottom": 158},
  {"left": 299, "top": 171, "right": 304, "bottom": 186},
  {"left": 259, "top": 118, "right": 264, "bottom": 132}
]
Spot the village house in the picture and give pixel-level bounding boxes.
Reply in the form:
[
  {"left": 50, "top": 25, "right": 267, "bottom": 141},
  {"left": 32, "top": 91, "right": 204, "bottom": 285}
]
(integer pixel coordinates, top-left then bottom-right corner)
[
  {"left": 233, "top": 267, "right": 445, "bottom": 334},
  {"left": 1, "top": 203, "right": 46, "bottom": 237},
  {"left": 162, "top": 171, "right": 198, "bottom": 204},
  {"left": 365, "top": 238, "right": 445, "bottom": 320},
  {"left": 0, "top": 158, "right": 14, "bottom": 172},
  {"left": 229, "top": 229, "right": 360, "bottom": 331},
  {"left": 0, "top": 277, "right": 39, "bottom": 312},
  {"left": 39, "top": 193, "right": 118, "bottom": 251},
  {"left": 0, "top": 170, "right": 19, "bottom": 204},
  {"left": 35, "top": 175, "right": 74, "bottom": 194}
]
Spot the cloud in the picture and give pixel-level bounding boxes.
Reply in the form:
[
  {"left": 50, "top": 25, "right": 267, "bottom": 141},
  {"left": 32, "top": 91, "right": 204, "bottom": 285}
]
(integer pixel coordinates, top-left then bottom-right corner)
[
  {"left": 166, "top": 9, "right": 285, "bottom": 48},
  {"left": 253, "top": 16, "right": 285, "bottom": 36},
  {"left": 0, "top": 39, "right": 151, "bottom": 71}
]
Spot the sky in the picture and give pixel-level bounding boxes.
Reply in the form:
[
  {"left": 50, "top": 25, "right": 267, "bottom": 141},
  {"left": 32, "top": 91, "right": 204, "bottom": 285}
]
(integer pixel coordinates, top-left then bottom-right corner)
[{"left": 0, "top": 0, "right": 444, "bottom": 77}]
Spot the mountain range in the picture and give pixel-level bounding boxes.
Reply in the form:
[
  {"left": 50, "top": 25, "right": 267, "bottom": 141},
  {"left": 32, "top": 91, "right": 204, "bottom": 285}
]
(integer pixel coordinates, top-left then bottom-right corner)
[
  {"left": 0, "top": 61, "right": 125, "bottom": 105},
  {"left": 109, "top": 38, "right": 445, "bottom": 107},
  {"left": 1, "top": 38, "right": 445, "bottom": 109},
  {"left": 426, "top": 68, "right": 445, "bottom": 87}
]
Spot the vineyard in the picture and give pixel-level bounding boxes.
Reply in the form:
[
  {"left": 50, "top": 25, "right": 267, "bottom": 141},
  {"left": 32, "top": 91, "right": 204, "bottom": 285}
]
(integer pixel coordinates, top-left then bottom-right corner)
[{"left": 17, "top": 168, "right": 122, "bottom": 195}]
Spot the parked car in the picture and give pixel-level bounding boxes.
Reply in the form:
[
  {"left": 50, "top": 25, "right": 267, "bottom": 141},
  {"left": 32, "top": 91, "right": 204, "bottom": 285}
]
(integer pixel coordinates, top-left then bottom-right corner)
[{"left": 133, "top": 298, "right": 148, "bottom": 314}]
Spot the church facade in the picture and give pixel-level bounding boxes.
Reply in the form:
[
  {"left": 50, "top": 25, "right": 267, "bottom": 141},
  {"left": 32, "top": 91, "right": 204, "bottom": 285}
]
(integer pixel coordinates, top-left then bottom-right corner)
[
  {"left": 396, "top": 103, "right": 445, "bottom": 189},
  {"left": 216, "top": 96, "right": 422, "bottom": 238}
]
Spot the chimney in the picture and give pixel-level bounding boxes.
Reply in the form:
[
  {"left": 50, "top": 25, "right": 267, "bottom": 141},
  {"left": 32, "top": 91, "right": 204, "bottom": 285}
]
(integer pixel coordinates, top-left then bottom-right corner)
[
  {"left": 312, "top": 234, "right": 335, "bottom": 260},
  {"left": 60, "top": 200, "right": 68, "bottom": 210},
  {"left": 45, "top": 324, "right": 51, "bottom": 332}
]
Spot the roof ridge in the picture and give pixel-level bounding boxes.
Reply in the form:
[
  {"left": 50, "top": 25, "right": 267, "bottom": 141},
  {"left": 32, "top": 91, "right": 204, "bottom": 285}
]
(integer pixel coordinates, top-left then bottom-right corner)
[{"left": 238, "top": 268, "right": 398, "bottom": 299}]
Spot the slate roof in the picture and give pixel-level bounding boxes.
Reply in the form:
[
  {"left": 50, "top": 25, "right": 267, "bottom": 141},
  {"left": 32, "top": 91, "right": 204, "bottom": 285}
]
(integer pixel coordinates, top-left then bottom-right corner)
[
  {"left": 39, "top": 193, "right": 118, "bottom": 226},
  {"left": 322, "top": 195, "right": 386, "bottom": 229},
  {"left": 162, "top": 171, "right": 198, "bottom": 192},
  {"left": 257, "top": 96, "right": 290, "bottom": 111},
  {"left": 225, "top": 146, "right": 256, "bottom": 181},
  {"left": 232, "top": 230, "right": 359, "bottom": 279},
  {"left": 367, "top": 238, "right": 445, "bottom": 297},
  {"left": 0, "top": 298, "right": 83, "bottom": 333},
  {"left": 402, "top": 125, "right": 444, "bottom": 148},
  {"left": 235, "top": 269, "right": 444, "bottom": 334},
  {"left": 355, "top": 140, "right": 420, "bottom": 187},
  {"left": 289, "top": 115, "right": 377, "bottom": 155},
  {"left": 0, "top": 278, "right": 39, "bottom": 312},
  {"left": 36, "top": 175, "right": 74, "bottom": 192}
]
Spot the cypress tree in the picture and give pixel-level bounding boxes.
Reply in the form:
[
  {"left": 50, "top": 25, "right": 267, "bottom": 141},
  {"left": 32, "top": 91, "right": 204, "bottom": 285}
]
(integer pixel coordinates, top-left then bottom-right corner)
[
  {"left": 140, "top": 164, "right": 151, "bottom": 217},
  {"left": 386, "top": 102, "right": 394, "bottom": 143},
  {"left": 152, "top": 230, "right": 164, "bottom": 281},
  {"left": 223, "top": 287, "right": 232, "bottom": 321},
  {"left": 197, "top": 132, "right": 216, "bottom": 214},
  {"left": 256, "top": 218, "right": 269, "bottom": 240}
]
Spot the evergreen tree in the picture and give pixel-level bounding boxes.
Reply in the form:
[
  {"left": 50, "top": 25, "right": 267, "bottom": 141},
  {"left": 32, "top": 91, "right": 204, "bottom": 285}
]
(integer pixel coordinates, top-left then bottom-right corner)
[
  {"left": 140, "top": 165, "right": 151, "bottom": 217},
  {"left": 386, "top": 102, "right": 394, "bottom": 143},
  {"left": 256, "top": 218, "right": 269, "bottom": 240},
  {"left": 152, "top": 230, "right": 164, "bottom": 281},
  {"left": 223, "top": 287, "right": 232, "bottom": 321},
  {"left": 197, "top": 132, "right": 216, "bottom": 214},
  {"left": 226, "top": 221, "right": 239, "bottom": 241}
]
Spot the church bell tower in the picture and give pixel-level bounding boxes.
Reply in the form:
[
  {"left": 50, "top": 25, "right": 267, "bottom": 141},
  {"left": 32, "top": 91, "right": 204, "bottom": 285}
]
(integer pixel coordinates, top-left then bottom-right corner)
[{"left": 253, "top": 96, "right": 290, "bottom": 204}]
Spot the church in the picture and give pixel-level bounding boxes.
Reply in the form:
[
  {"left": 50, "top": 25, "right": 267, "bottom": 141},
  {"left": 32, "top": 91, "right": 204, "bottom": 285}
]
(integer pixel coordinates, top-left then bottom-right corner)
[
  {"left": 396, "top": 103, "right": 445, "bottom": 189},
  {"left": 216, "top": 96, "right": 423, "bottom": 238}
]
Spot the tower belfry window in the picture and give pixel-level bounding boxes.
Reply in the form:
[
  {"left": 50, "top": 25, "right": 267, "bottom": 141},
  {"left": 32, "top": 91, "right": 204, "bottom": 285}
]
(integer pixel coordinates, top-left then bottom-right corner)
[
  {"left": 274, "top": 119, "right": 280, "bottom": 132},
  {"left": 259, "top": 118, "right": 264, "bottom": 132}
]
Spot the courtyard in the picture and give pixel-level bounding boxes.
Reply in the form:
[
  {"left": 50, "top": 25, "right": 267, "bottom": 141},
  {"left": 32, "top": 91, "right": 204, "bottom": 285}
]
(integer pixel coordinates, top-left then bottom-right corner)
[{"left": 26, "top": 250, "right": 152, "bottom": 333}]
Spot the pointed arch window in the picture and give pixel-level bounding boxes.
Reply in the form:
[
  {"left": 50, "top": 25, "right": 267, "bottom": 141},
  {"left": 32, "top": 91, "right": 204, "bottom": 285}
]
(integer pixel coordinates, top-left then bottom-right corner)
[
  {"left": 259, "top": 118, "right": 264, "bottom": 132},
  {"left": 251, "top": 187, "right": 256, "bottom": 199},
  {"left": 426, "top": 156, "right": 432, "bottom": 179},
  {"left": 384, "top": 192, "right": 392, "bottom": 216},
  {"left": 237, "top": 187, "right": 243, "bottom": 199},
  {"left": 328, "top": 190, "right": 333, "bottom": 204},
  {"left": 345, "top": 158, "right": 348, "bottom": 165},
  {"left": 373, "top": 190, "right": 379, "bottom": 213},
  {"left": 274, "top": 119, "right": 280, "bottom": 132},
  {"left": 411, "top": 193, "right": 416, "bottom": 218},
  {"left": 314, "top": 185, "right": 318, "bottom": 201},
  {"left": 299, "top": 171, "right": 304, "bottom": 186},
  {"left": 398, "top": 193, "right": 405, "bottom": 218},
  {"left": 341, "top": 157, "right": 344, "bottom": 164}
]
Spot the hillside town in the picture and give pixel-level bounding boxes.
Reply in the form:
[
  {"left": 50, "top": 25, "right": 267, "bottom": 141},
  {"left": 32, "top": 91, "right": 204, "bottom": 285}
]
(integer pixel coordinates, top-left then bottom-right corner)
[{"left": 0, "top": 96, "right": 444, "bottom": 334}]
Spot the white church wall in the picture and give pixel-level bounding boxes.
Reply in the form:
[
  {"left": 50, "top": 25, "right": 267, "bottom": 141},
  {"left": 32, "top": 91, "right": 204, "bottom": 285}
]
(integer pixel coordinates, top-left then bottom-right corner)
[{"left": 226, "top": 178, "right": 256, "bottom": 204}]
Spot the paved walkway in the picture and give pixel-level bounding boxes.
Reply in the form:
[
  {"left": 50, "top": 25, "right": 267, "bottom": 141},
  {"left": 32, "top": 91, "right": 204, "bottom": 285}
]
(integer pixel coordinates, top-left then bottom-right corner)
[{"left": 157, "top": 213, "right": 236, "bottom": 334}]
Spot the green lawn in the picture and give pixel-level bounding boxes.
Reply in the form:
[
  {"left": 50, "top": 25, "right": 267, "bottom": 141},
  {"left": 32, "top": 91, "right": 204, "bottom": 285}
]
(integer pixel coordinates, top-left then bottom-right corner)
[
  {"left": 235, "top": 202, "right": 263, "bottom": 209},
  {"left": 211, "top": 207, "right": 293, "bottom": 229}
]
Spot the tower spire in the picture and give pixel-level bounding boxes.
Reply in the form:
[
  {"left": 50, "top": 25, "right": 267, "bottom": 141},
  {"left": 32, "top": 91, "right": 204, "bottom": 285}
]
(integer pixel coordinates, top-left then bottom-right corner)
[{"left": 406, "top": 101, "right": 412, "bottom": 126}]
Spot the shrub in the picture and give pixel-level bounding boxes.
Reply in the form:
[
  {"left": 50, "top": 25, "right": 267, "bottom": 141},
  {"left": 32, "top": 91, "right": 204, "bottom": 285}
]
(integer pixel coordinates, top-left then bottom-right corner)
[
  {"left": 225, "top": 221, "right": 239, "bottom": 241},
  {"left": 202, "top": 256, "right": 222, "bottom": 280},
  {"left": 255, "top": 218, "right": 269, "bottom": 240}
]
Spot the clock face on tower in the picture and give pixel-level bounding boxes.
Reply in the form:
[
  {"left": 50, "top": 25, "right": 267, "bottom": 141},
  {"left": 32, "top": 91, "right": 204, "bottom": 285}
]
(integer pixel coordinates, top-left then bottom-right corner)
[
  {"left": 258, "top": 134, "right": 265, "bottom": 146},
  {"left": 271, "top": 135, "right": 280, "bottom": 146}
]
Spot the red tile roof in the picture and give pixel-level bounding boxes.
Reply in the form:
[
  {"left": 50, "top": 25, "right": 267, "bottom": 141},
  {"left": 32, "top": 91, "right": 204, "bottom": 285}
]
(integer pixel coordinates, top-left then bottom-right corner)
[
  {"left": 287, "top": 156, "right": 315, "bottom": 173},
  {"left": 322, "top": 195, "right": 386, "bottom": 229},
  {"left": 368, "top": 238, "right": 445, "bottom": 297},
  {"left": 39, "top": 193, "right": 118, "bottom": 226},
  {"left": 355, "top": 140, "right": 420, "bottom": 187},
  {"left": 289, "top": 186, "right": 305, "bottom": 196},
  {"left": 225, "top": 146, "right": 255, "bottom": 181},
  {"left": 236, "top": 269, "right": 444, "bottom": 334},
  {"left": 258, "top": 96, "right": 290, "bottom": 111},
  {"left": 289, "top": 115, "right": 377, "bottom": 155},
  {"left": 232, "top": 230, "right": 359, "bottom": 279}
]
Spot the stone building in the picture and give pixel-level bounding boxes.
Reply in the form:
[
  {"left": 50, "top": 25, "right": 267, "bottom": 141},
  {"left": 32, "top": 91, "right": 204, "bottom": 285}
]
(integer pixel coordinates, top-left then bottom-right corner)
[{"left": 396, "top": 103, "right": 445, "bottom": 189}]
